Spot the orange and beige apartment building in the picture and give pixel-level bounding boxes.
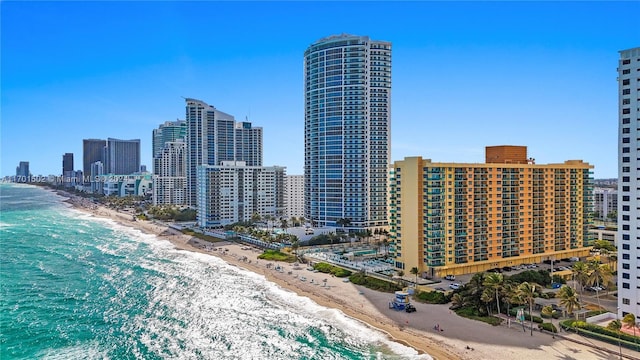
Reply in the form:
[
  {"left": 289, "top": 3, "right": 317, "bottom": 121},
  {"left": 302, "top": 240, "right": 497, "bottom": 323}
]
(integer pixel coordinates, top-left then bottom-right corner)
[{"left": 389, "top": 145, "right": 594, "bottom": 277}]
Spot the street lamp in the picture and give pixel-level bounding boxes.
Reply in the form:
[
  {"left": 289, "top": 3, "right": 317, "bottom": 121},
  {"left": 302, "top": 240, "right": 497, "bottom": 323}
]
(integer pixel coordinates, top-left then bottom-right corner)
[{"left": 617, "top": 307, "right": 622, "bottom": 360}]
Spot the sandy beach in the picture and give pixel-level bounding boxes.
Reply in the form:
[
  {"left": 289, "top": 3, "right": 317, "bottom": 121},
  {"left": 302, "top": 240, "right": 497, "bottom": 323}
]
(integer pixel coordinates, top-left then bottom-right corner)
[{"left": 59, "top": 192, "right": 636, "bottom": 360}]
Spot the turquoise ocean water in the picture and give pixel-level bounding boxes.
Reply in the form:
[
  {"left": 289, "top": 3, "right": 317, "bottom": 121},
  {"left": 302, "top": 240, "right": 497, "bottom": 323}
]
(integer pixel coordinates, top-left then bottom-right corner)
[{"left": 0, "top": 184, "right": 430, "bottom": 360}]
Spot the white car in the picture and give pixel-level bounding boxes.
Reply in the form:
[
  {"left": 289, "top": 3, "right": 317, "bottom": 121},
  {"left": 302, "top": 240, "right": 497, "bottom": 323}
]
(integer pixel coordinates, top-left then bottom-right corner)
[{"left": 449, "top": 283, "right": 461, "bottom": 290}]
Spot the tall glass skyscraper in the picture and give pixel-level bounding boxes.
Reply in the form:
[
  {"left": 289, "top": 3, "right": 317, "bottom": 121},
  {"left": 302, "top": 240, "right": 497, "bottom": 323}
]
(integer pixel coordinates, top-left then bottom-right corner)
[{"left": 304, "top": 34, "right": 391, "bottom": 229}]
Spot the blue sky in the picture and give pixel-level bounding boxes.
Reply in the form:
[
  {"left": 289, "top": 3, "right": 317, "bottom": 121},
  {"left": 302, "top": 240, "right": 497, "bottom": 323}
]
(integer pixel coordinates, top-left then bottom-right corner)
[{"left": 2, "top": 1, "right": 638, "bottom": 178}]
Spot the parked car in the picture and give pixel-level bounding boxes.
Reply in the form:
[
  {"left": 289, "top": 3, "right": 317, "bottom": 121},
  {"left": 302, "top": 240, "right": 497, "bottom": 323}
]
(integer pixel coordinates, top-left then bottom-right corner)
[
  {"left": 449, "top": 283, "right": 461, "bottom": 290},
  {"left": 405, "top": 304, "right": 417, "bottom": 313},
  {"left": 445, "top": 274, "right": 455, "bottom": 280}
]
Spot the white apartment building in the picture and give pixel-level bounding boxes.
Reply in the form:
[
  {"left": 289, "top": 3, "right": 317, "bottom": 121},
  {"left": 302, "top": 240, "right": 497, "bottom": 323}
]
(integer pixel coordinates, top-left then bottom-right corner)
[
  {"left": 285, "top": 175, "right": 304, "bottom": 219},
  {"left": 594, "top": 187, "right": 617, "bottom": 220},
  {"left": 196, "top": 161, "right": 285, "bottom": 228},
  {"left": 617, "top": 46, "right": 640, "bottom": 319},
  {"left": 153, "top": 141, "right": 187, "bottom": 205}
]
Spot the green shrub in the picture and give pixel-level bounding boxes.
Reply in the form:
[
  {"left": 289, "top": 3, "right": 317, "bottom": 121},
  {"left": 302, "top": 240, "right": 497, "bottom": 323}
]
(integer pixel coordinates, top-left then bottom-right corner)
[
  {"left": 313, "top": 262, "right": 352, "bottom": 278},
  {"left": 573, "top": 321, "right": 640, "bottom": 343},
  {"left": 348, "top": 273, "right": 401, "bottom": 293},
  {"left": 258, "top": 249, "right": 295, "bottom": 262},
  {"left": 415, "top": 290, "right": 450, "bottom": 304},
  {"left": 544, "top": 291, "right": 556, "bottom": 298},
  {"left": 538, "top": 322, "right": 558, "bottom": 333},
  {"left": 455, "top": 307, "right": 502, "bottom": 326}
]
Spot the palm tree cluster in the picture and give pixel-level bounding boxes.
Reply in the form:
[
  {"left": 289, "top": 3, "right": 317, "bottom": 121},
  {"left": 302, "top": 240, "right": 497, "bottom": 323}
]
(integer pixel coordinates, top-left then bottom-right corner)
[
  {"left": 570, "top": 260, "right": 614, "bottom": 310},
  {"left": 450, "top": 271, "right": 581, "bottom": 332}
]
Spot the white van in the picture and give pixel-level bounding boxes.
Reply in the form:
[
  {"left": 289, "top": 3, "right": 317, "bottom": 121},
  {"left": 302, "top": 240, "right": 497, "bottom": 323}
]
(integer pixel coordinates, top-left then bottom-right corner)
[{"left": 305, "top": 228, "right": 314, "bottom": 235}]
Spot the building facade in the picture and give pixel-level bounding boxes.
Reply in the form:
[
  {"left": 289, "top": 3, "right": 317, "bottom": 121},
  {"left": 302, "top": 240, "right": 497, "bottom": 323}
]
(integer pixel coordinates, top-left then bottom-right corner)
[
  {"left": 152, "top": 120, "right": 186, "bottom": 169},
  {"left": 617, "top": 46, "right": 640, "bottom": 319},
  {"left": 83, "top": 139, "right": 106, "bottom": 178},
  {"left": 304, "top": 34, "right": 391, "bottom": 229},
  {"left": 62, "top": 153, "right": 74, "bottom": 187},
  {"left": 104, "top": 138, "right": 141, "bottom": 175},
  {"left": 285, "top": 175, "right": 305, "bottom": 219},
  {"left": 15, "top": 161, "right": 29, "bottom": 182},
  {"left": 593, "top": 187, "right": 617, "bottom": 221},
  {"left": 196, "top": 162, "right": 285, "bottom": 228},
  {"left": 153, "top": 141, "right": 187, "bottom": 205},
  {"left": 90, "top": 161, "right": 104, "bottom": 193},
  {"left": 102, "top": 173, "right": 153, "bottom": 197},
  {"left": 390, "top": 146, "right": 594, "bottom": 277},
  {"left": 185, "top": 98, "right": 263, "bottom": 207}
]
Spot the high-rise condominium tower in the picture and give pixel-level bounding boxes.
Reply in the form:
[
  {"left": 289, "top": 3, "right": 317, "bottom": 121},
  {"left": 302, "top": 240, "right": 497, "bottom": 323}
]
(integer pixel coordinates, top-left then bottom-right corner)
[
  {"left": 83, "top": 139, "right": 106, "bottom": 177},
  {"left": 185, "top": 98, "right": 263, "bottom": 207},
  {"left": 618, "top": 46, "right": 640, "bottom": 319},
  {"left": 104, "top": 138, "right": 141, "bottom": 175},
  {"left": 304, "top": 34, "right": 391, "bottom": 229}
]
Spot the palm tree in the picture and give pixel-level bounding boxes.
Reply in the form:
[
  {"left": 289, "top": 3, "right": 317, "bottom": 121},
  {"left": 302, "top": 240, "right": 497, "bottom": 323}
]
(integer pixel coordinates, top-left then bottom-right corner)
[
  {"left": 517, "top": 282, "right": 537, "bottom": 336},
  {"left": 481, "top": 288, "right": 494, "bottom": 316},
  {"left": 557, "top": 285, "right": 581, "bottom": 318},
  {"left": 336, "top": 218, "right": 351, "bottom": 230},
  {"left": 502, "top": 282, "right": 517, "bottom": 322},
  {"left": 396, "top": 270, "right": 405, "bottom": 286},
  {"left": 280, "top": 218, "right": 289, "bottom": 233},
  {"left": 571, "top": 261, "right": 589, "bottom": 300},
  {"left": 251, "top": 212, "right": 261, "bottom": 226},
  {"left": 541, "top": 305, "right": 557, "bottom": 338},
  {"left": 291, "top": 239, "right": 300, "bottom": 261},
  {"left": 622, "top": 313, "right": 637, "bottom": 339},
  {"left": 587, "top": 262, "right": 613, "bottom": 310},
  {"left": 451, "top": 293, "right": 466, "bottom": 309},
  {"left": 483, "top": 272, "right": 504, "bottom": 316},
  {"left": 410, "top": 267, "right": 419, "bottom": 285}
]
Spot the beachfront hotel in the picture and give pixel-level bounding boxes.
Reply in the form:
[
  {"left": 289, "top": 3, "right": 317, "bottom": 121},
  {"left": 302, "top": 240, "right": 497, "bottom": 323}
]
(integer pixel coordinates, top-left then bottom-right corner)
[
  {"left": 196, "top": 162, "right": 285, "bottom": 228},
  {"left": 83, "top": 139, "right": 106, "bottom": 182},
  {"left": 390, "top": 146, "right": 594, "bottom": 277},
  {"left": 304, "top": 34, "right": 391, "bottom": 230},
  {"left": 617, "top": 46, "right": 640, "bottom": 319},
  {"left": 185, "top": 98, "right": 263, "bottom": 207}
]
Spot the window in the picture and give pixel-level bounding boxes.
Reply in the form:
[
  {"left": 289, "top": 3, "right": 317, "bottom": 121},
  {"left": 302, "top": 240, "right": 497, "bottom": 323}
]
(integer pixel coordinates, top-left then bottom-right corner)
[
  {"left": 623, "top": 79, "right": 630, "bottom": 85},
  {"left": 623, "top": 157, "right": 630, "bottom": 163},
  {"left": 623, "top": 273, "right": 630, "bottom": 279},
  {"left": 623, "top": 167, "right": 630, "bottom": 173},
  {"left": 623, "top": 186, "right": 630, "bottom": 191},
  {"left": 623, "top": 215, "right": 630, "bottom": 220},
  {"left": 623, "top": 298, "right": 630, "bottom": 305},
  {"left": 623, "top": 128, "right": 631, "bottom": 134},
  {"left": 623, "top": 108, "right": 631, "bottom": 114},
  {"left": 623, "top": 263, "right": 630, "bottom": 269},
  {"left": 624, "top": 176, "right": 630, "bottom": 182},
  {"left": 623, "top": 244, "right": 630, "bottom": 250},
  {"left": 623, "top": 196, "right": 630, "bottom": 201},
  {"left": 623, "top": 205, "right": 630, "bottom": 211},
  {"left": 623, "top": 117, "right": 630, "bottom": 123},
  {"left": 623, "top": 69, "right": 631, "bottom": 74},
  {"left": 623, "top": 59, "right": 631, "bottom": 65},
  {"left": 623, "top": 98, "right": 631, "bottom": 104},
  {"left": 623, "top": 225, "right": 630, "bottom": 231},
  {"left": 623, "top": 138, "right": 630, "bottom": 144},
  {"left": 623, "top": 282, "right": 630, "bottom": 289},
  {"left": 623, "top": 253, "right": 630, "bottom": 260},
  {"left": 623, "top": 89, "right": 631, "bottom": 95}
]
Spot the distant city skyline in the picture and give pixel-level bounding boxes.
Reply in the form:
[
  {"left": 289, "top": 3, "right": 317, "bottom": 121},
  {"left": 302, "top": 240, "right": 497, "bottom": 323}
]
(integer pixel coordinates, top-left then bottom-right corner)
[{"left": 2, "top": 2, "right": 638, "bottom": 178}]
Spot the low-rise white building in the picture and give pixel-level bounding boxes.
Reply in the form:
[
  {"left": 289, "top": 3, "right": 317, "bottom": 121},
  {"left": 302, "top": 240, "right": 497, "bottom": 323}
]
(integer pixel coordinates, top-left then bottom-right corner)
[{"left": 102, "top": 173, "right": 153, "bottom": 197}]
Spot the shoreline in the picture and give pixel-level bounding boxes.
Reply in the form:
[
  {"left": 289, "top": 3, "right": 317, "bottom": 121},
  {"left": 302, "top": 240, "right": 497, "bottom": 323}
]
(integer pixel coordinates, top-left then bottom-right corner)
[{"left": 51, "top": 190, "right": 629, "bottom": 360}]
